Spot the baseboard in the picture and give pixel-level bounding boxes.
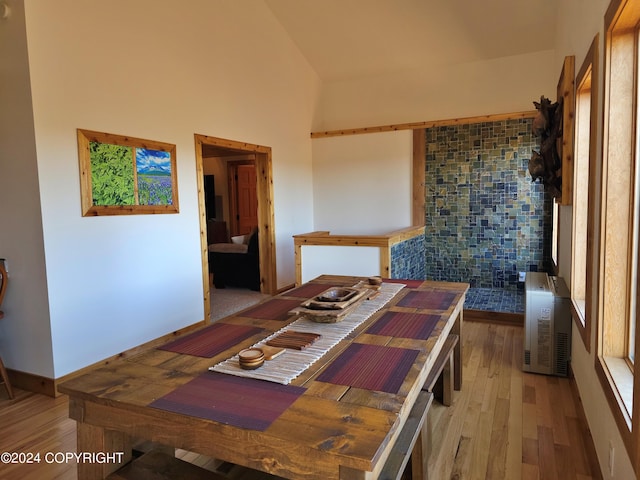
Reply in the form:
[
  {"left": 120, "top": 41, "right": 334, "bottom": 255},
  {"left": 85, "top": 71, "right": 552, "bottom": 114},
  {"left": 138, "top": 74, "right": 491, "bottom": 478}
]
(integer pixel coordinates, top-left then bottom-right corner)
[
  {"left": 567, "top": 364, "right": 605, "bottom": 478},
  {"left": 8, "top": 319, "right": 209, "bottom": 398},
  {"left": 7, "top": 368, "right": 57, "bottom": 397},
  {"left": 464, "top": 308, "right": 524, "bottom": 326},
  {"left": 277, "top": 283, "right": 296, "bottom": 294}
]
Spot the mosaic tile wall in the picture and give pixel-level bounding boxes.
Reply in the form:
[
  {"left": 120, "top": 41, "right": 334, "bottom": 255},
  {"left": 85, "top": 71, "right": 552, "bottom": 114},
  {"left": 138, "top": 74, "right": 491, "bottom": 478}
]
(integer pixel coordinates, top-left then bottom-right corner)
[
  {"left": 390, "top": 234, "right": 427, "bottom": 280},
  {"left": 424, "top": 119, "right": 552, "bottom": 289}
]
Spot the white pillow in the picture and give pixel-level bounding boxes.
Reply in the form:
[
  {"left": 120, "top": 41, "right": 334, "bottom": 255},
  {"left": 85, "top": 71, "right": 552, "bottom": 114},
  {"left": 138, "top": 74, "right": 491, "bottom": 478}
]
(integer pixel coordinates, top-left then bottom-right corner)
[{"left": 231, "top": 235, "right": 245, "bottom": 245}]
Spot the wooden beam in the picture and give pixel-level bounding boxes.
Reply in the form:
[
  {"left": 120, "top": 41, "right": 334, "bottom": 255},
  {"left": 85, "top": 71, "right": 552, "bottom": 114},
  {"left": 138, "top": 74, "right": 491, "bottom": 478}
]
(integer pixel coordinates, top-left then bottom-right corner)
[
  {"left": 413, "top": 129, "right": 426, "bottom": 227},
  {"left": 310, "top": 111, "right": 537, "bottom": 138}
]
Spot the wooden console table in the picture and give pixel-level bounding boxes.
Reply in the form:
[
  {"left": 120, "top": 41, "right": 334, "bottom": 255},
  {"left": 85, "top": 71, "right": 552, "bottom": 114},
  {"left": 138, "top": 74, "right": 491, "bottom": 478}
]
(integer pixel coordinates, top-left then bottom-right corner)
[{"left": 59, "top": 275, "right": 467, "bottom": 479}]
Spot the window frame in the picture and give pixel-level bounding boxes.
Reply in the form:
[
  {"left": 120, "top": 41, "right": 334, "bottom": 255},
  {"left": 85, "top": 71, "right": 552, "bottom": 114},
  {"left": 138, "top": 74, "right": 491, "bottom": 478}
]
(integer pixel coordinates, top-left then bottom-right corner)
[
  {"left": 598, "top": 0, "right": 640, "bottom": 468},
  {"left": 571, "top": 34, "right": 600, "bottom": 353}
]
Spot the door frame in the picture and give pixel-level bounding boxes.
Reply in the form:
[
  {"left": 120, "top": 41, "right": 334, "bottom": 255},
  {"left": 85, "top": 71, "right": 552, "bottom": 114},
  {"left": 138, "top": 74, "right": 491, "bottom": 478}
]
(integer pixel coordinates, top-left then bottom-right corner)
[{"left": 195, "top": 134, "right": 277, "bottom": 320}]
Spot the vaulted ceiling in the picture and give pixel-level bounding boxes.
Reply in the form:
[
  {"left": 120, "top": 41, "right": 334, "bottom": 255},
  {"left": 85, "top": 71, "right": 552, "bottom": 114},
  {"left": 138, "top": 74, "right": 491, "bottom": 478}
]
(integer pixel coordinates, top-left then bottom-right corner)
[{"left": 265, "top": 0, "right": 557, "bottom": 82}]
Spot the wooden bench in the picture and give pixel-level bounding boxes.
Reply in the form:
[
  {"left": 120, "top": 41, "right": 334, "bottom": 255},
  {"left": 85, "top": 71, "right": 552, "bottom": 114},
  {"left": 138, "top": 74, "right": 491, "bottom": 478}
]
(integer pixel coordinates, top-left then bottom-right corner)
[
  {"left": 107, "top": 449, "right": 226, "bottom": 480},
  {"left": 379, "top": 390, "right": 434, "bottom": 480},
  {"left": 422, "top": 334, "right": 459, "bottom": 406}
]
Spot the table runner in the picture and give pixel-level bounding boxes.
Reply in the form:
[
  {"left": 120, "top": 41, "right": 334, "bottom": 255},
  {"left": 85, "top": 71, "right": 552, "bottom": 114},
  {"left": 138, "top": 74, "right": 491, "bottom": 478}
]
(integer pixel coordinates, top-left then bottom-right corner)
[
  {"left": 149, "top": 372, "right": 305, "bottom": 431},
  {"left": 158, "top": 323, "right": 264, "bottom": 358},
  {"left": 365, "top": 311, "right": 442, "bottom": 340},
  {"left": 396, "top": 289, "right": 459, "bottom": 310},
  {"left": 211, "top": 282, "right": 405, "bottom": 384},
  {"left": 240, "top": 298, "right": 302, "bottom": 321},
  {"left": 315, "top": 343, "right": 420, "bottom": 394}
]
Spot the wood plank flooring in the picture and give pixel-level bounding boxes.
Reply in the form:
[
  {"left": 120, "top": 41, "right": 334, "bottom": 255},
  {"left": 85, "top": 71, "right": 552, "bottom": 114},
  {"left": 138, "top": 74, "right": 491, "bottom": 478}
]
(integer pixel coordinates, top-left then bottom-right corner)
[
  {"left": 0, "top": 320, "right": 603, "bottom": 479},
  {"left": 424, "top": 321, "right": 602, "bottom": 480}
]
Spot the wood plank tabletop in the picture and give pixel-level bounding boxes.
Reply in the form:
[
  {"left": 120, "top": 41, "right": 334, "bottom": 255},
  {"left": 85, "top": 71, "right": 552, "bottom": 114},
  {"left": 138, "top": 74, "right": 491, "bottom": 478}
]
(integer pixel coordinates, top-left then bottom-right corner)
[{"left": 58, "top": 275, "right": 468, "bottom": 480}]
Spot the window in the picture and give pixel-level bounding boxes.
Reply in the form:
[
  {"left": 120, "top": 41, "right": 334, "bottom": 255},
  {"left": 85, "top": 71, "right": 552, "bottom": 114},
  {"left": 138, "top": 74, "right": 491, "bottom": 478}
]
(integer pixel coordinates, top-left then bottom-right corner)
[
  {"left": 571, "top": 34, "right": 599, "bottom": 352},
  {"left": 598, "top": 0, "right": 640, "bottom": 463}
]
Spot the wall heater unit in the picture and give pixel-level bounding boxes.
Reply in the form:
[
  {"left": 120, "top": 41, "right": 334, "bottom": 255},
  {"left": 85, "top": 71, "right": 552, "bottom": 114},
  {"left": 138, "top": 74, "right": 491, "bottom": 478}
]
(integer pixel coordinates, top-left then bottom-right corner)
[{"left": 523, "top": 272, "right": 572, "bottom": 376}]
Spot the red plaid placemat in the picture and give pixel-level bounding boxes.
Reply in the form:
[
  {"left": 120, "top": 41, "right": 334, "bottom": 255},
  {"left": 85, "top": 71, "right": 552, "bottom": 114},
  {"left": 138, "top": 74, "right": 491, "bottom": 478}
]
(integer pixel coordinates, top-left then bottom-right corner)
[
  {"left": 366, "top": 311, "right": 441, "bottom": 340},
  {"left": 158, "top": 323, "right": 263, "bottom": 358},
  {"left": 150, "top": 373, "right": 305, "bottom": 431},
  {"left": 240, "top": 298, "right": 301, "bottom": 321},
  {"left": 316, "top": 343, "right": 419, "bottom": 394},
  {"left": 396, "top": 290, "right": 458, "bottom": 310},
  {"left": 283, "top": 283, "right": 336, "bottom": 298}
]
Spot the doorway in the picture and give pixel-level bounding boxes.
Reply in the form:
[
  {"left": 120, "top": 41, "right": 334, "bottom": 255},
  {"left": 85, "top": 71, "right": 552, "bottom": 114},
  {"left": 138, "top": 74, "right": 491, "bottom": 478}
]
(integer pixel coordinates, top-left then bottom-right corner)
[{"left": 194, "top": 134, "right": 277, "bottom": 321}]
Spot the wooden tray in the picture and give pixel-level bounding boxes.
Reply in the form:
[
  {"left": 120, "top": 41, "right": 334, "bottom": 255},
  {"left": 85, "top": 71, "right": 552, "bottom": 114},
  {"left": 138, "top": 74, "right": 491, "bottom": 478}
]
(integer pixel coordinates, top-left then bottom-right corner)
[{"left": 300, "top": 287, "right": 369, "bottom": 311}]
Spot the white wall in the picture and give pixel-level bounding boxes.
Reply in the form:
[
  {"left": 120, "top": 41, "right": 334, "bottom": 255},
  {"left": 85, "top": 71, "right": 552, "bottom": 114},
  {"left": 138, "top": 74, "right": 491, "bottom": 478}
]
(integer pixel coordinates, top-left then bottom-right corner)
[
  {"left": 312, "top": 130, "right": 413, "bottom": 234},
  {"left": 301, "top": 246, "right": 380, "bottom": 284},
  {"left": 314, "top": 50, "right": 557, "bottom": 132},
  {"left": 554, "top": 0, "right": 634, "bottom": 478},
  {"left": 0, "top": 0, "right": 54, "bottom": 378},
  {"left": 18, "top": 0, "right": 319, "bottom": 377}
]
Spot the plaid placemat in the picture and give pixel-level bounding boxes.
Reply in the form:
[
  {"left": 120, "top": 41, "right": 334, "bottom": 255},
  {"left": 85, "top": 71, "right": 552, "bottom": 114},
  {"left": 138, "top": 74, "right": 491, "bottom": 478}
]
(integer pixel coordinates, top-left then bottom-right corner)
[
  {"left": 240, "top": 298, "right": 301, "bottom": 321},
  {"left": 316, "top": 343, "right": 420, "bottom": 394},
  {"left": 149, "top": 372, "right": 305, "bottom": 431},
  {"left": 396, "top": 290, "right": 459, "bottom": 310},
  {"left": 158, "top": 323, "right": 263, "bottom": 358},
  {"left": 283, "top": 283, "right": 337, "bottom": 298},
  {"left": 366, "top": 311, "right": 441, "bottom": 340}
]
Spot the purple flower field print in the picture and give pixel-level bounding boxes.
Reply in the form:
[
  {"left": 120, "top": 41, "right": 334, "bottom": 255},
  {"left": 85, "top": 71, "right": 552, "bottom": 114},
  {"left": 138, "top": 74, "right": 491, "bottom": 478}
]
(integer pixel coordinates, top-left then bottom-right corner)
[{"left": 136, "top": 148, "right": 174, "bottom": 205}]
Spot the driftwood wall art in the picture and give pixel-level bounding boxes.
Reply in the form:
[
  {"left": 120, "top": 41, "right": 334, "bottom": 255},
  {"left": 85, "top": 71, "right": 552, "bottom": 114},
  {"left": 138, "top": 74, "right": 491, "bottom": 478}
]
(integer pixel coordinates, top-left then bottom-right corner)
[{"left": 528, "top": 95, "right": 563, "bottom": 198}]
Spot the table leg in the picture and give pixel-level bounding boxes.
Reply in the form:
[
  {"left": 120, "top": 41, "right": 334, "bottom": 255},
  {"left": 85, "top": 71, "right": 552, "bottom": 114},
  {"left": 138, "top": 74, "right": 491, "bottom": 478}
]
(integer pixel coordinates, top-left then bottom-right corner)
[
  {"left": 411, "top": 430, "right": 428, "bottom": 480},
  {"left": 76, "top": 423, "right": 131, "bottom": 479},
  {"left": 452, "top": 309, "right": 462, "bottom": 391},
  {"left": 339, "top": 466, "right": 372, "bottom": 479}
]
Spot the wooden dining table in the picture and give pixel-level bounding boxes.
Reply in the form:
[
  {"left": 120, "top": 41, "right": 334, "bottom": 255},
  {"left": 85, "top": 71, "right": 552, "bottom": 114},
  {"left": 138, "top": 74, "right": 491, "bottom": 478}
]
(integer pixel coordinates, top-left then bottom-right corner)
[{"left": 58, "top": 275, "right": 468, "bottom": 480}]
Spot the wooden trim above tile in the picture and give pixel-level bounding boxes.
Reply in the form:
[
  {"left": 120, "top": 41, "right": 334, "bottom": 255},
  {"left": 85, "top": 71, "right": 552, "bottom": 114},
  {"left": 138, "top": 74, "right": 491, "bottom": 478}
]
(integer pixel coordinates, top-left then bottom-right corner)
[{"left": 310, "top": 110, "right": 537, "bottom": 138}]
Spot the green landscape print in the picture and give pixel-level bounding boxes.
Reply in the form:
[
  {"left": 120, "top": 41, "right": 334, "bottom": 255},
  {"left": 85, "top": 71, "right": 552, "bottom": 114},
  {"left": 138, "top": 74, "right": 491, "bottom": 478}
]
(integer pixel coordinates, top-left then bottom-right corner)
[{"left": 89, "top": 142, "right": 173, "bottom": 206}]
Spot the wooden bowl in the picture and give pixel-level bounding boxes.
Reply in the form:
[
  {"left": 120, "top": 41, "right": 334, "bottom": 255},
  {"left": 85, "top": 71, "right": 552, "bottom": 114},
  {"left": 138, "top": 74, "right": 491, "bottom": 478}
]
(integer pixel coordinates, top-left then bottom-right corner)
[
  {"left": 239, "top": 358, "right": 264, "bottom": 370},
  {"left": 238, "top": 348, "right": 264, "bottom": 361},
  {"left": 316, "top": 287, "right": 357, "bottom": 302},
  {"left": 239, "top": 348, "right": 265, "bottom": 369}
]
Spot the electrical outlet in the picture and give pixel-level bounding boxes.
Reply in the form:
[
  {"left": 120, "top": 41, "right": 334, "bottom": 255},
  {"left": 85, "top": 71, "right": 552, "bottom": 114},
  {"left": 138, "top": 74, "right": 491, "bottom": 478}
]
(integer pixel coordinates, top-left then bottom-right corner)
[
  {"left": 609, "top": 441, "right": 614, "bottom": 476},
  {"left": 518, "top": 271, "right": 526, "bottom": 282}
]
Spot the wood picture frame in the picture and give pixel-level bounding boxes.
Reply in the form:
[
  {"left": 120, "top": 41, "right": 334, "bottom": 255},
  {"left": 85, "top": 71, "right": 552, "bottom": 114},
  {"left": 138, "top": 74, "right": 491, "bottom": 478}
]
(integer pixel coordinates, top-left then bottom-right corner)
[{"left": 77, "top": 129, "right": 179, "bottom": 216}]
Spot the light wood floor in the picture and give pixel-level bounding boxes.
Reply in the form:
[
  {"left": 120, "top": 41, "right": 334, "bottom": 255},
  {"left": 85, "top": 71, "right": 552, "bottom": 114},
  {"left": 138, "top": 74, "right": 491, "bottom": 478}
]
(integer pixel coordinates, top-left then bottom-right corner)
[{"left": 0, "top": 321, "right": 603, "bottom": 480}]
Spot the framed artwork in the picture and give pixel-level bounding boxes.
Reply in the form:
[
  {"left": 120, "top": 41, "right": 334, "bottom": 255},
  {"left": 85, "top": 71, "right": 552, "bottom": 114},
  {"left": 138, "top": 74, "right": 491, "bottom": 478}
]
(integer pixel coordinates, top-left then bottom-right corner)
[{"left": 77, "top": 129, "right": 179, "bottom": 216}]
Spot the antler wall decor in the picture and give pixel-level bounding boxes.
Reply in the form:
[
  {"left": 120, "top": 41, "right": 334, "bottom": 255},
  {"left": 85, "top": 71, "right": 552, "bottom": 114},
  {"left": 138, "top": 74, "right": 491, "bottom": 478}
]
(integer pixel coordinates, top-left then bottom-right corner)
[{"left": 528, "top": 95, "right": 563, "bottom": 198}]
